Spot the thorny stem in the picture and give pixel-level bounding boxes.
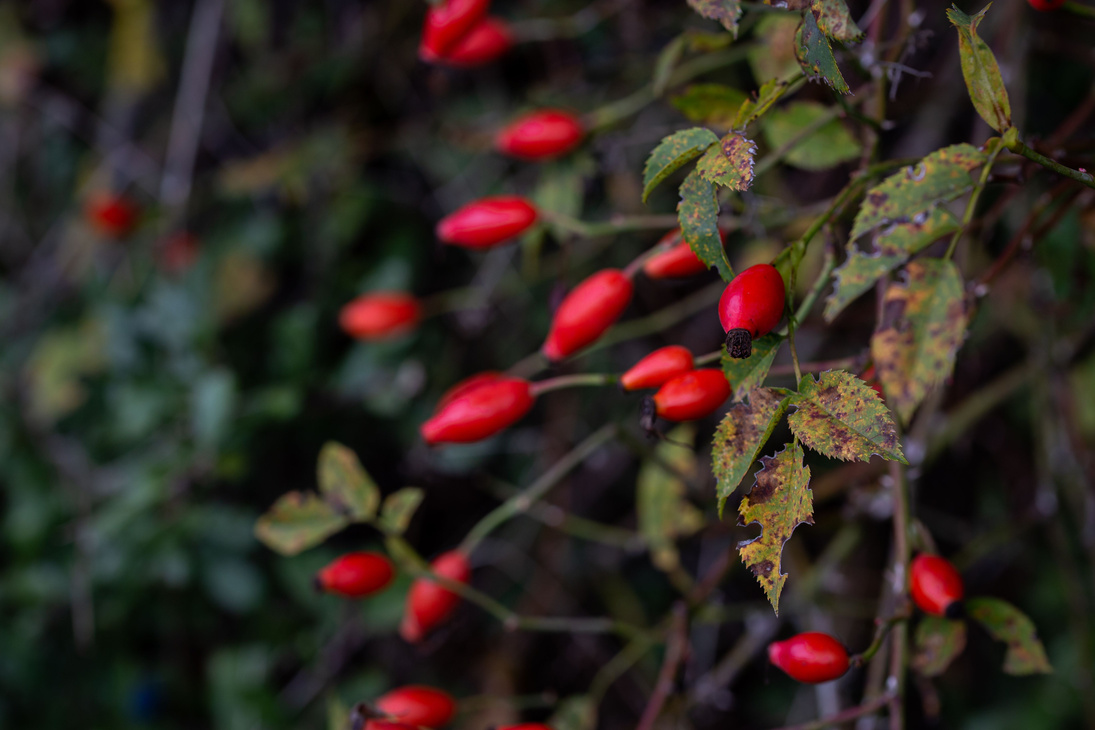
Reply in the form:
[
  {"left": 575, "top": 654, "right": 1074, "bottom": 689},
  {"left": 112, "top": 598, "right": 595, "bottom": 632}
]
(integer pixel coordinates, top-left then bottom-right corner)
[
  {"left": 944, "top": 142, "right": 1002, "bottom": 261},
  {"left": 1006, "top": 138, "right": 1095, "bottom": 190}
]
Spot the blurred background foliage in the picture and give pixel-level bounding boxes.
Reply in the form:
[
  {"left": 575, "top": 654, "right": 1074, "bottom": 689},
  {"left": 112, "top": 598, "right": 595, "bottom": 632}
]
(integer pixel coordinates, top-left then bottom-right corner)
[{"left": 0, "top": 1, "right": 1094, "bottom": 729}]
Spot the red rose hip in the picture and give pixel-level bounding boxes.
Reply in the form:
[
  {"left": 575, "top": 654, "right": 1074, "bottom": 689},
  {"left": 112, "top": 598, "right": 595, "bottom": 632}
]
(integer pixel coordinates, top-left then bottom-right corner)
[
  {"left": 339, "top": 292, "right": 421, "bottom": 340},
  {"left": 315, "top": 552, "right": 395, "bottom": 598},
  {"left": 620, "top": 346, "right": 695, "bottom": 391},
  {"left": 436, "top": 196, "right": 538, "bottom": 249},
  {"left": 496, "top": 110, "right": 584, "bottom": 161},
  {"left": 650, "top": 369, "right": 731, "bottom": 422},
  {"left": 768, "top": 632, "right": 850, "bottom": 684},
  {"left": 419, "top": 0, "right": 490, "bottom": 59},
  {"left": 421, "top": 375, "right": 534, "bottom": 444},
  {"left": 542, "top": 269, "right": 633, "bottom": 361},
  {"left": 374, "top": 686, "right": 456, "bottom": 728},
  {"left": 86, "top": 193, "right": 138, "bottom": 238},
  {"left": 400, "top": 550, "right": 471, "bottom": 643},
  {"left": 719, "top": 263, "right": 786, "bottom": 358},
  {"left": 910, "top": 554, "right": 964, "bottom": 617},
  {"left": 1027, "top": 0, "right": 1065, "bottom": 10},
  {"left": 438, "top": 17, "right": 513, "bottom": 67},
  {"left": 642, "top": 229, "right": 714, "bottom": 279}
]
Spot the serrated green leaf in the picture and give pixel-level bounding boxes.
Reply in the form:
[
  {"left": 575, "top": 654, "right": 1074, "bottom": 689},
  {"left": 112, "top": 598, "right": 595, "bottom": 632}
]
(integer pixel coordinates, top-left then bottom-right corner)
[
  {"left": 738, "top": 441, "right": 813, "bottom": 614},
  {"left": 696, "top": 131, "right": 757, "bottom": 191},
  {"left": 254, "top": 492, "right": 349, "bottom": 556},
  {"left": 761, "top": 101, "right": 861, "bottom": 171},
  {"left": 638, "top": 427, "right": 705, "bottom": 571},
  {"left": 967, "top": 597, "right": 1052, "bottom": 675},
  {"left": 677, "top": 169, "right": 734, "bottom": 281},
  {"left": 947, "top": 4, "right": 1011, "bottom": 133},
  {"left": 642, "top": 128, "right": 719, "bottom": 204},
  {"left": 824, "top": 206, "right": 960, "bottom": 321},
  {"left": 550, "top": 696, "right": 597, "bottom": 730},
  {"left": 713, "top": 388, "right": 789, "bottom": 514},
  {"left": 788, "top": 370, "right": 907, "bottom": 463},
  {"left": 734, "top": 77, "right": 794, "bottom": 130},
  {"left": 722, "top": 333, "right": 784, "bottom": 399},
  {"left": 870, "top": 259, "right": 968, "bottom": 425},
  {"left": 672, "top": 84, "right": 749, "bottom": 127},
  {"left": 317, "top": 442, "right": 380, "bottom": 521},
  {"left": 851, "top": 144, "right": 986, "bottom": 241},
  {"left": 794, "top": 12, "right": 850, "bottom": 94},
  {"left": 686, "top": 0, "right": 743, "bottom": 36},
  {"left": 812, "top": 0, "right": 864, "bottom": 41},
  {"left": 378, "top": 487, "right": 425, "bottom": 535},
  {"left": 913, "top": 616, "right": 967, "bottom": 677},
  {"left": 653, "top": 36, "right": 686, "bottom": 97}
]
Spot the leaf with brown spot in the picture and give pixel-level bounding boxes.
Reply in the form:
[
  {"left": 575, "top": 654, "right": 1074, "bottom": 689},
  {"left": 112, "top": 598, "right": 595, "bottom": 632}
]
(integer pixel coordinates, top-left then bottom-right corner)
[
  {"left": 967, "top": 597, "right": 1052, "bottom": 675},
  {"left": 734, "top": 78, "right": 794, "bottom": 130},
  {"left": 913, "top": 616, "right": 967, "bottom": 677},
  {"left": 788, "top": 370, "right": 907, "bottom": 463},
  {"left": 686, "top": 0, "right": 743, "bottom": 37},
  {"left": 870, "top": 259, "right": 968, "bottom": 425},
  {"left": 696, "top": 131, "right": 758, "bottom": 192},
  {"left": 722, "top": 333, "right": 783, "bottom": 401},
  {"left": 824, "top": 206, "right": 961, "bottom": 322},
  {"left": 318, "top": 441, "right": 380, "bottom": 521},
  {"left": 812, "top": 0, "right": 864, "bottom": 41},
  {"left": 851, "top": 144, "right": 986, "bottom": 241},
  {"left": 643, "top": 128, "right": 719, "bottom": 204},
  {"left": 794, "top": 12, "right": 850, "bottom": 94},
  {"left": 254, "top": 491, "right": 349, "bottom": 556},
  {"left": 738, "top": 441, "right": 812, "bottom": 614},
  {"left": 947, "top": 4, "right": 1011, "bottom": 133},
  {"left": 713, "top": 388, "right": 790, "bottom": 516},
  {"left": 638, "top": 427, "right": 706, "bottom": 571},
  {"left": 678, "top": 169, "right": 734, "bottom": 281}
]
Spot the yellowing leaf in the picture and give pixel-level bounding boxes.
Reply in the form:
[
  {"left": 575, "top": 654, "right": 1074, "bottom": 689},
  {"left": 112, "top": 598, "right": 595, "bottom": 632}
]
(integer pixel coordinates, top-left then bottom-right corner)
[
  {"left": 967, "top": 597, "right": 1052, "bottom": 675},
  {"left": 913, "top": 616, "right": 967, "bottom": 677},
  {"left": 253, "top": 491, "right": 348, "bottom": 556},
  {"left": 722, "top": 333, "right": 783, "bottom": 400},
  {"left": 738, "top": 441, "right": 813, "bottom": 614},
  {"left": 678, "top": 169, "right": 734, "bottom": 281},
  {"left": 712, "top": 388, "right": 789, "bottom": 515},
  {"left": 686, "top": 0, "right": 743, "bottom": 37},
  {"left": 871, "top": 260, "right": 968, "bottom": 425},
  {"left": 696, "top": 131, "right": 758, "bottom": 191},
  {"left": 788, "top": 370, "right": 907, "bottom": 463},
  {"left": 378, "top": 487, "right": 425, "bottom": 536},
  {"left": 638, "top": 426, "right": 705, "bottom": 571},
  {"left": 735, "top": 76, "right": 795, "bottom": 130},
  {"left": 947, "top": 4, "right": 1011, "bottom": 133},
  {"left": 317, "top": 442, "right": 380, "bottom": 521},
  {"left": 812, "top": 0, "right": 864, "bottom": 41},
  {"left": 642, "top": 128, "right": 719, "bottom": 204}
]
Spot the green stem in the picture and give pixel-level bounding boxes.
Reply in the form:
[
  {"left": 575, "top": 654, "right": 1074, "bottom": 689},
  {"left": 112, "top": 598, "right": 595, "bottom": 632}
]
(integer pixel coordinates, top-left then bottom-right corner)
[
  {"left": 945, "top": 143, "right": 1002, "bottom": 260},
  {"left": 1064, "top": 1, "right": 1095, "bottom": 20},
  {"left": 1006, "top": 137, "right": 1095, "bottom": 189},
  {"left": 530, "top": 372, "right": 618, "bottom": 395},
  {"left": 541, "top": 211, "right": 679, "bottom": 238},
  {"left": 852, "top": 612, "right": 910, "bottom": 666}
]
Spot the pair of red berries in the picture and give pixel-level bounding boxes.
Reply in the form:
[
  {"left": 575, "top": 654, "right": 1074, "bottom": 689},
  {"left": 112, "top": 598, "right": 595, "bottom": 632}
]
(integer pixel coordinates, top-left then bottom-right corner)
[
  {"left": 622, "top": 346, "right": 731, "bottom": 424},
  {"left": 419, "top": 0, "right": 512, "bottom": 67},
  {"left": 340, "top": 292, "right": 422, "bottom": 341}
]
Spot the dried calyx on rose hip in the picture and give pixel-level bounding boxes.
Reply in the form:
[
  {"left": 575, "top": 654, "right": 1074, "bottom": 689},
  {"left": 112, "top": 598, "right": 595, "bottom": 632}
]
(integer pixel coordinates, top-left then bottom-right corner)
[
  {"left": 768, "top": 632, "right": 850, "bottom": 684},
  {"left": 640, "top": 369, "right": 731, "bottom": 431},
  {"left": 400, "top": 550, "right": 471, "bottom": 643},
  {"left": 910, "top": 553, "right": 965, "bottom": 617},
  {"left": 642, "top": 228, "right": 716, "bottom": 279},
  {"left": 373, "top": 686, "right": 456, "bottom": 729},
  {"left": 719, "top": 263, "right": 786, "bottom": 359},
  {"left": 436, "top": 196, "right": 538, "bottom": 249},
  {"left": 620, "top": 345, "right": 694, "bottom": 391},
  {"left": 339, "top": 292, "right": 421, "bottom": 341},
  {"left": 315, "top": 552, "right": 395, "bottom": 598},
  {"left": 420, "top": 374, "right": 534, "bottom": 444},
  {"left": 542, "top": 269, "right": 634, "bottom": 361},
  {"left": 495, "top": 109, "right": 585, "bottom": 161}
]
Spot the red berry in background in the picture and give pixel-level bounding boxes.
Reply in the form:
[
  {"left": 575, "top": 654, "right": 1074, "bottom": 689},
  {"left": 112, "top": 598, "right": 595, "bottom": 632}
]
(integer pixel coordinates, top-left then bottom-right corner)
[
  {"left": 650, "top": 369, "right": 731, "bottom": 422},
  {"left": 542, "top": 269, "right": 633, "bottom": 361},
  {"left": 420, "top": 375, "right": 534, "bottom": 444},
  {"left": 495, "top": 110, "right": 585, "bottom": 161},
  {"left": 620, "top": 346, "right": 695, "bottom": 391},
  {"left": 860, "top": 365, "right": 885, "bottom": 400},
  {"left": 374, "top": 686, "right": 456, "bottom": 729},
  {"left": 768, "top": 632, "right": 850, "bottom": 684},
  {"left": 438, "top": 17, "right": 513, "bottom": 67},
  {"left": 435, "top": 371, "right": 504, "bottom": 412},
  {"left": 497, "top": 725, "right": 555, "bottom": 730},
  {"left": 159, "top": 231, "right": 200, "bottom": 275},
  {"left": 339, "top": 292, "right": 421, "bottom": 341},
  {"left": 910, "top": 554, "right": 965, "bottom": 617},
  {"left": 1027, "top": 0, "right": 1065, "bottom": 10},
  {"left": 419, "top": 0, "right": 490, "bottom": 60},
  {"left": 400, "top": 550, "right": 471, "bottom": 643},
  {"left": 642, "top": 228, "right": 716, "bottom": 279},
  {"left": 718, "top": 263, "right": 786, "bottom": 359},
  {"left": 86, "top": 193, "right": 138, "bottom": 238},
  {"left": 315, "top": 552, "right": 395, "bottom": 598},
  {"left": 436, "top": 196, "right": 538, "bottom": 249},
  {"left": 363, "top": 722, "right": 420, "bottom": 730}
]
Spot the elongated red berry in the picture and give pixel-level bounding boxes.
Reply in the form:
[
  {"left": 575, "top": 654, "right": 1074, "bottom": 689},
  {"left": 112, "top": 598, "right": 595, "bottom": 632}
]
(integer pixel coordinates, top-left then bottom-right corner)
[
  {"left": 542, "top": 269, "right": 633, "bottom": 361},
  {"left": 86, "top": 193, "right": 138, "bottom": 238},
  {"left": 910, "top": 554, "right": 965, "bottom": 617},
  {"left": 642, "top": 228, "right": 717, "bottom": 279},
  {"left": 436, "top": 371, "right": 504, "bottom": 412},
  {"left": 497, "top": 725, "right": 555, "bottom": 730},
  {"left": 496, "top": 110, "right": 584, "bottom": 161},
  {"left": 421, "top": 376, "right": 534, "bottom": 444},
  {"left": 439, "top": 17, "right": 513, "bottom": 67},
  {"left": 419, "top": 0, "right": 490, "bottom": 60},
  {"left": 651, "top": 369, "right": 730, "bottom": 422},
  {"left": 621, "top": 346, "right": 694, "bottom": 391},
  {"left": 401, "top": 550, "right": 471, "bottom": 643},
  {"left": 718, "top": 263, "right": 786, "bottom": 358},
  {"left": 339, "top": 292, "right": 421, "bottom": 340},
  {"left": 315, "top": 552, "right": 395, "bottom": 598},
  {"left": 1027, "top": 0, "right": 1065, "bottom": 10},
  {"left": 436, "top": 196, "right": 538, "bottom": 249},
  {"left": 375, "top": 686, "right": 456, "bottom": 729},
  {"left": 768, "top": 632, "right": 850, "bottom": 684}
]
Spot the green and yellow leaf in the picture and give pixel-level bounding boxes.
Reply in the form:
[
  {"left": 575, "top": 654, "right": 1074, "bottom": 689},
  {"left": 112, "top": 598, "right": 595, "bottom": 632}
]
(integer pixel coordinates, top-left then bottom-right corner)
[
  {"left": 678, "top": 169, "right": 734, "bottom": 281},
  {"left": 253, "top": 492, "right": 348, "bottom": 556},
  {"left": 967, "top": 597, "right": 1052, "bottom": 675},
  {"left": 761, "top": 102, "right": 861, "bottom": 171},
  {"left": 378, "top": 487, "right": 425, "bottom": 536},
  {"left": 794, "top": 11, "right": 850, "bottom": 94},
  {"left": 696, "top": 131, "right": 758, "bottom": 191},
  {"left": 913, "top": 616, "right": 967, "bottom": 677},
  {"left": 672, "top": 84, "right": 749, "bottom": 127},
  {"left": 317, "top": 442, "right": 380, "bottom": 521},
  {"left": 686, "top": 0, "right": 744, "bottom": 37},
  {"left": 947, "top": 4, "right": 1011, "bottom": 133},
  {"left": 712, "top": 388, "right": 790, "bottom": 515},
  {"left": 812, "top": 0, "right": 864, "bottom": 42},
  {"left": 642, "top": 128, "right": 719, "bottom": 204}
]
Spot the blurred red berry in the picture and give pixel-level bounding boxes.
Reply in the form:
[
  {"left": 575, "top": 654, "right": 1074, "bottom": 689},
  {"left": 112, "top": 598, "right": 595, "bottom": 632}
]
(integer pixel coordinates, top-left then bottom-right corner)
[
  {"left": 1027, "top": 0, "right": 1065, "bottom": 10},
  {"left": 435, "top": 371, "right": 504, "bottom": 412},
  {"left": 419, "top": 0, "right": 490, "bottom": 59},
  {"left": 910, "top": 554, "right": 965, "bottom": 617},
  {"left": 768, "top": 632, "right": 850, "bottom": 684},
  {"left": 315, "top": 552, "right": 394, "bottom": 598},
  {"left": 719, "top": 264, "right": 786, "bottom": 358},
  {"left": 421, "top": 375, "right": 534, "bottom": 444},
  {"left": 339, "top": 293, "right": 421, "bottom": 341},
  {"left": 400, "top": 550, "right": 471, "bottom": 643},
  {"left": 374, "top": 686, "right": 455, "bottom": 729},
  {"left": 436, "top": 196, "right": 538, "bottom": 249},
  {"left": 438, "top": 17, "right": 513, "bottom": 67},
  {"left": 495, "top": 109, "right": 584, "bottom": 161},
  {"left": 497, "top": 725, "right": 555, "bottom": 730},
  {"left": 542, "top": 269, "right": 633, "bottom": 361},
  {"left": 642, "top": 228, "right": 715, "bottom": 279},
  {"left": 159, "top": 232, "right": 200, "bottom": 275},
  {"left": 86, "top": 193, "right": 138, "bottom": 238},
  {"left": 651, "top": 369, "right": 731, "bottom": 422},
  {"left": 620, "top": 346, "right": 694, "bottom": 391}
]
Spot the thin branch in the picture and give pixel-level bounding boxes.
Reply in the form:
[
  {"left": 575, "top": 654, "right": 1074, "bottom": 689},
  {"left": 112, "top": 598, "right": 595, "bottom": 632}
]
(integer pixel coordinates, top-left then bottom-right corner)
[
  {"left": 771, "top": 691, "right": 897, "bottom": 730},
  {"left": 635, "top": 603, "right": 689, "bottom": 730}
]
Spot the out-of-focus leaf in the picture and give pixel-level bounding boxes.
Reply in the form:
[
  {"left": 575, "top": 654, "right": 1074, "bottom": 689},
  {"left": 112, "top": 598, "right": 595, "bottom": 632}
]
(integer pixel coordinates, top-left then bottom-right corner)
[
  {"left": 378, "top": 487, "right": 425, "bottom": 536},
  {"left": 671, "top": 84, "right": 748, "bottom": 127},
  {"left": 712, "top": 388, "right": 789, "bottom": 515},
  {"left": 253, "top": 492, "right": 348, "bottom": 556},
  {"left": 696, "top": 131, "right": 757, "bottom": 191},
  {"left": 218, "top": 127, "right": 356, "bottom": 201},
  {"left": 825, "top": 207, "right": 960, "bottom": 321},
  {"left": 653, "top": 36, "right": 686, "bottom": 97},
  {"left": 794, "top": 11, "right": 850, "bottom": 94},
  {"left": 947, "top": 4, "right": 1011, "bottom": 133},
  {"left": 678, "top": 169, "right": 734, "bottom": 281},
  {"left": 327, "top": 695, "right": 351, "bottom": 730},
  {"left": 637, "top": 426, "right": 705, "bottom": 571},
  {"left": 105, "top": 0, "right": 164, "bottom": 93},
  {"left": 967, "top": 597, "right": 1052, "bottom": 675},
  {"left": 812, "top": 0, "right": 864, "bottom": 41},
  {"left": 685, "top": 30, "right": 735, "bottom": 52},
  {"left": 550, "top": 696, "right": 597, "bottom": 730},
  {"left": 738, "top": 441, "right": 813, "bottom": 613},
  {"left": 214, "top": 251, "right": 276, "bottom": 324},
  {"left": 761, "top": 102, "right": 860, "bottom": 171},
  {"left": 24, "top": 318, "right": 107, "bottom": 424},
  {"left": 533, "top": 156, "right": 592, "bottom": 246},
  {"left": 208, "top": 646, "right": 269, "bottom": 730},
  {"left": 686, "top": 0, "right": 743, "bottom": 37},
  {"left": 191, "top": 369, "right": 238, "bottom": 451},
  {"left": 642, "top": 128, "right": 719, "bottom": 204},
  {"left": 851, "top": 144, "right": 986, "bottom": 241},
  {"left": 722, "top": 334, "right": 783, "bottom": 400},
  {"left": 871, "top": 259, "right": 968, "bottom": 425},
  {"left": 788, "top": 370, "right": 907, "bottom": 463},
  {"left": 317, "top": 442, "right": 380, "bottom": 521},
  {"left": 734, "top": 77, "right": 794, "bottom": 130},
  {"left": 914, "top": 616, "right": 967, "bottom": 676},
  {"left": 748, "top": 16, "right": 802, "bottom": 85}
]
